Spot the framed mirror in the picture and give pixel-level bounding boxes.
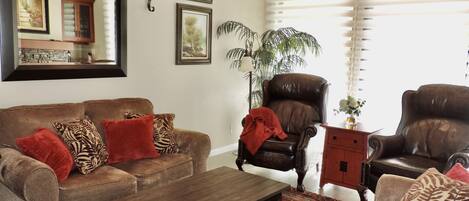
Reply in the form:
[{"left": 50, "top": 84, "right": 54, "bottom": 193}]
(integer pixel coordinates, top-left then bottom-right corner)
[{"left": 0, "top": 0, "right": 126, "bottom": 81}]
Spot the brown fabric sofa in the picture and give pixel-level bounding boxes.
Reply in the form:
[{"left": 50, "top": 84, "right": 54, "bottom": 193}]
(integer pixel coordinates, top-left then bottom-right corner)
[
  {"left": 0, "top": 98, "right": 211, "bottom": 201},
  {"left": 374, "top": 174, "right": 415, "bottom": 201}
]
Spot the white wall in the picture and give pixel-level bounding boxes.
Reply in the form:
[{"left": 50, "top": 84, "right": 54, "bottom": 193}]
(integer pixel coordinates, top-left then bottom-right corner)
[{"left": 0, "top": 0, "right": 265, "bottom": 150}]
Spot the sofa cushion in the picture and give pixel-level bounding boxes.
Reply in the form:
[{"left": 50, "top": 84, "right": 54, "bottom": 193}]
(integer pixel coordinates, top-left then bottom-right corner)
[
  {"left": 401, "top": 168, "right": 469, "bottom": 201},
  {"left": 370, "top": 155, "right": 445, "bottom": 179},
  {"left": 84, "top": 98, "right": 154, "bottom": 138},
  {"left": 15, "top": 128, "right": 74, "bottom": 182},
  {"left": 102, "top": 116, "right": 159, "bottom": 164},
  {"left": 59, "top": 166, "right": 137, "bottom": 201},
  {"left": 446, "top": 163, "right": 469, "bottom": 184},
  {"left": 125, "top": 113, "right": 179, "bottom": 154},
  {"left": 0, "top": 103, "right": 85, "bottom": 147},
  {"left": 53, "top": 118, "right": 109, "bottom": 175},
  {"left": 112, "top": 154, "right": 193, "bottom": 190}
]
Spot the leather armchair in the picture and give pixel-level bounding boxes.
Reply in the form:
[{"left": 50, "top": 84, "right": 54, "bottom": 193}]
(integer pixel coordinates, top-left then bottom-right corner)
[
  {"left": 363, "top": 84, "right": 469, "bottom": 192},
  {"left": 236, "top": 73, "right": 328, "bottom": 192}
]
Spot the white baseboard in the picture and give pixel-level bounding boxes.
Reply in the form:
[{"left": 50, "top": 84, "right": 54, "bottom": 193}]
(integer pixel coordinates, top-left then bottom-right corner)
[{"left": 210, "top": 143, "right": 237, "bottom": 157}]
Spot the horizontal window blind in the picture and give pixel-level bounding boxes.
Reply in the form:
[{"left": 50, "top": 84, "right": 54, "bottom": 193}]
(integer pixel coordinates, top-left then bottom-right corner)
[
  {"left": 356, "top": 0, "right": 469, "bottom": 131},
  {"left": 266, "top": 0, "right": 355, "bottom": 123},
  {"left": 266, "top": 0, "right": 469, "bottom": 132},
  {"left": 102, "top": 0, "right": 116, "bottom": 61}
]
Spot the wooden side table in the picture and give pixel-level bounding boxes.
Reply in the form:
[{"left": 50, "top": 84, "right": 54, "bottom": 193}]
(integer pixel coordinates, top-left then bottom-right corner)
[{"left": 319, "top": 123, "right": 381, "bottom": 201}]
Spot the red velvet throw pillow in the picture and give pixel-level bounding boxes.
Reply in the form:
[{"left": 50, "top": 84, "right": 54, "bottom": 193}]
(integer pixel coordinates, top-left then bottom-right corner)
[
  {"left": 102, "top": 115, "right": 159, "bottom": 164},
  {"left": 16, "top": 128, "right": 74, "bottom": 182},
  {"left": 446, "top": 163, "right": 469, "bottom": 184}
]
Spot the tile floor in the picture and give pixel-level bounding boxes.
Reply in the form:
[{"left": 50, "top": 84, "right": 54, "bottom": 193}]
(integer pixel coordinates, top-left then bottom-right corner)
[{"left": 207, "top": 151, "right": 375, "bottom": 201}]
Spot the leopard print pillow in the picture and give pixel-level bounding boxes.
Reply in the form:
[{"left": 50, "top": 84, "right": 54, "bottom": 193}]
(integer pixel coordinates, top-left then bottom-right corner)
[
  {"left": 401, "top": 168, "right": 469, "bottom": 201},
  {"left": 53, "top": 118, "right": 109, "bottom": 175},
  {"left": 124, "top": 112, "right": 179, "bottom": 154}
]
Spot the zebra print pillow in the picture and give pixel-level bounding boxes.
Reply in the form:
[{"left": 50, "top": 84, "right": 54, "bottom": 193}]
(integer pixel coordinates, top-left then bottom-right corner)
[
  {"left": 124, "top": 112, "right": 179, "bottom": 154},
  {"left": 53, "top": 118, "right": 109, "bottom": 175},
  {"left": 401, "top": 168, "right": 469, "bottom": 201}
]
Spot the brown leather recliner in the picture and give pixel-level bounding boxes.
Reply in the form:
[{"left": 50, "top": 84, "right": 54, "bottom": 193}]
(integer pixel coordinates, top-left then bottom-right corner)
[
  {"left": 363, "top": 84, "right": 469, "bottom": 192},
  {"left": 236, "top": 73, "right": 328, "bottom": 192}
]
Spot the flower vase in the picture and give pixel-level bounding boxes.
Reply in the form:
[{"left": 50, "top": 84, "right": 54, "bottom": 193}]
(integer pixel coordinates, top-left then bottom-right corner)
[{"left": 345, "top": 115, "right": 357, "bottom": 126}]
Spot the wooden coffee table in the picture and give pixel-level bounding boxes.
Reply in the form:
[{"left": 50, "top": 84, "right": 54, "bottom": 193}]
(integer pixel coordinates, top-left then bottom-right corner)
[{"left": 117, "top": 166, "right": 290, "bottom": 201}]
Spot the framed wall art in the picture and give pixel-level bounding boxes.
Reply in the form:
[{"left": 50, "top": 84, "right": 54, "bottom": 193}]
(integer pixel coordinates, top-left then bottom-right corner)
[
  {"left": 17, "top": 0, "right": 50, "bottom": 34},
  {"left": 176, "top": 3, "right": 212, "bottom": 65}
]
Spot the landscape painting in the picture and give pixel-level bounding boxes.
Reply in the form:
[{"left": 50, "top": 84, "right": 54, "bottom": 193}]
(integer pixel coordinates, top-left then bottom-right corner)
[
  {"left": 176, "top": 4, "right": 212, "bottom": 65},
  {"left": 17, "top": 0, "right": 49, "bottom": 33}
]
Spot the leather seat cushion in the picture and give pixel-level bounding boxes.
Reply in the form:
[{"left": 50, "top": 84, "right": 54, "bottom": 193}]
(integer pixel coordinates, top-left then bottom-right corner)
[
  {"left": 370, "top": 155, "right": 445, "bottom": 179},
  {"left": 260, "top": 134, "right": 299, "bottom": 153},
  {"left": 246, "top": 151, "right": 295, "bottom": 171},
  {"left": 112, "top": 154, "right": 193, "bottom": 191},
  {"left": 59, "top": 166, "right": 137, "bottom": 201}
]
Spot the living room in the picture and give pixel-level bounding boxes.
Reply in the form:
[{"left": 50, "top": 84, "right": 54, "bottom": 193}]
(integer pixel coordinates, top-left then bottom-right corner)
[{"left": 1, "top": 0, "right": 469, "bottom": 201}]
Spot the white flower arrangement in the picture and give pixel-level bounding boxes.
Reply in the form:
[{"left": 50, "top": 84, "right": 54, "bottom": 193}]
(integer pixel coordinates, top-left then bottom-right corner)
[{"left": 334, "top": 96, "right": 366, "bottom": 117}]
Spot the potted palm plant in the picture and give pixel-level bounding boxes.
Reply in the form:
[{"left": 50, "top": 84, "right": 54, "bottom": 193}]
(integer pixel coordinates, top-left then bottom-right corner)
[{"left": 217, "top": 21, "right": 321, "bottom": 108}]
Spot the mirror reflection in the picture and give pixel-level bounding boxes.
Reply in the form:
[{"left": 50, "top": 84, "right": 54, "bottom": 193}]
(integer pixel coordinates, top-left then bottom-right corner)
[{"left": 17, "top": 0, "right": 117, "bottom": 66}]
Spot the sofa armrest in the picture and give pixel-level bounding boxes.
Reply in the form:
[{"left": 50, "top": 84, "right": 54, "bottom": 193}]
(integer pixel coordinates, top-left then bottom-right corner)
[
  {"left": 174, "top": 129, "right": 211, "bottom": 175},
  {"left": 375, "top": 174, "right": 414, "bottom": 201},
  {"left": 446, "top": 150, "right": 469, "bottom": 171},
  {"left": 0, "top": 148, "right": 59, "bottom": 201},
  {"left": 368, "top": 134, "right": 405, "bottom": 161}
]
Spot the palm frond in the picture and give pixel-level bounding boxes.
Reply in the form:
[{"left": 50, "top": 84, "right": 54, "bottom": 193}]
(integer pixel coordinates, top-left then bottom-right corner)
[
  {"left": 277, "top": 54, "right": 306, "bottom": 72},
  {"left": 217, "top": 21, "right": 259, "bottom": 44},
  {"left": 226, "top": 48, "right": 246, "bottom": 60},
  {"left": 290, "top": 32, "right": 321, "bottom": 56},
  {"left": 251, "top": 90, "right": 263, "bottom": 108},
  {"left": 217, "top": 21, "right": 321, "bottom": 106},
  {"left": 230, "top": 59, "right": 242, "bottom": 70},
  {"left": 253, "top": 48, "right": 276, "bottom": 68},
  {"left": 261, "top": 27, "right": 298, "bottom": 47}
]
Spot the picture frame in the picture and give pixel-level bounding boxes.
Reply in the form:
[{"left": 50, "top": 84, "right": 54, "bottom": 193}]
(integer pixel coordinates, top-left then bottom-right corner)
[
  {"left": 176, "top": 3, "right": 212, "bottom": 65},
  {"left": 17, "top": 0, "right": 50, "bottom": 34},
  {"left": 189, "top": 0, "right": 213, "bottom": 4}
]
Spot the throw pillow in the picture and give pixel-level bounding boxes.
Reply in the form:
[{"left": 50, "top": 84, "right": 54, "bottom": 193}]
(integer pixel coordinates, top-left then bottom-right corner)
[
  {"left": 446, "top": 163, "right": 469, "bottom": 184},
  {"left": 401, "top": 168, "right": 469, "bottom": 201},
  {"left": 53, "top": 118, "right": 109, "bottom": 175},
  {"left": 16, "top": 128, "right": 74, "bottom": 182},
  {"left": 124, "top": 112, "right": 179, "bottom": 154},
  {"left": 102, "top": 115, "right": 159, "bottom": 164}
]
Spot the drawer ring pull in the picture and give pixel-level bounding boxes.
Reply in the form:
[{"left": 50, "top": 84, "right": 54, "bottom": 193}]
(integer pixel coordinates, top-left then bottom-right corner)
[
  {"left": 353, "top": 140, "right": 358, "bottom": 144},
  {"left": 333, "top": 136, "right": 337, "bottom": 140}
]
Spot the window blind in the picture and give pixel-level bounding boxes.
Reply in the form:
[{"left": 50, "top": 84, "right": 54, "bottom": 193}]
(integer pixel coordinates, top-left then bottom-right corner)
[
  {"left": 266, "top": 0, "right": 469, "bottom": 131},
  {"left": 355, "top": 0, "right": 469, "bottom": 131},
  {"left": 102, "top": 0, "right": 116, "bottom": 61},
  {"left": 266, "top": 0, "right": 355, "bottom": 123}
]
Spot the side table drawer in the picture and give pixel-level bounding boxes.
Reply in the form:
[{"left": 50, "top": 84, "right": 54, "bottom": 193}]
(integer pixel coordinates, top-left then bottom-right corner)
[
  {"left": 327, "top": 131, "right": 364, "bottom": 152},
  {"left": 345, "top": 133, "right": 364, "bottom": 151}
]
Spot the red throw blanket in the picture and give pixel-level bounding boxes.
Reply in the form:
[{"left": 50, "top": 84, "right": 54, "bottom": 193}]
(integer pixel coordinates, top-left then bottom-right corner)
[{"left": 240, "top": 107, "right": 288, "bottom": 155}]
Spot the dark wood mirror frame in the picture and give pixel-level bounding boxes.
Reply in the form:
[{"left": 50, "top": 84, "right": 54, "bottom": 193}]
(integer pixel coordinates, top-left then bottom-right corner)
[{"left": 0, "top": 0, "right": 127, "bottom": 81}]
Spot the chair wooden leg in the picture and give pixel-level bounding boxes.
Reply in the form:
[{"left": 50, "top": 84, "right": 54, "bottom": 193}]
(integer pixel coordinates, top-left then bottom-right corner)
[
  {"left": 236, "top": 141, "right": 245, "bottom": 171},
  {"left": 357, "top": 185, "right": 368, "bottom": 201},
  {"left": 296, "top": 169, "right": 306, "bottom": 192},
  {"left": 236, "top": 157, "right": 244, "bottom": 171}
]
